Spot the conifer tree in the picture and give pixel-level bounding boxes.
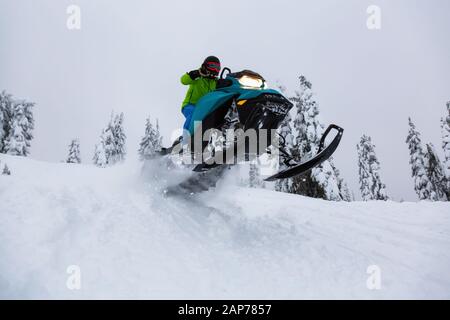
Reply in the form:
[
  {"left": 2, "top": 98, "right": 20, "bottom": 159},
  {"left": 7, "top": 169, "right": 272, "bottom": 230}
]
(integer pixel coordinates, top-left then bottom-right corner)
[
  {"left": 274, "top": 113, "right": 293, "bottom": 193},
  {"left": 138, "top": 117, "right": 162, "bottom": 160},
  {"left": 2, "top": 97, "right": 34, "bottom": 156},
  {"left": 93, "top": 112, "right": 126, "bottom": 167},
  {"left": 357, "top": 135, "right": 388, "bottom": 201},
  {"left": 2, "top": 164, "right": 11, "bottom": 175},
  {"left": 0, "top": 91, "right": 15, "bottom": 153},
  {"left": 331, "top": 161, "right": 353, "bottom": 201},
  {"left": 406, "top": 118, "right": 434, "bottom": 200},
  {"left": 66, "top": 139, "right": 81, "bottom": 164},
  {"left": 110, "top": 112, "right": 126, "bottom": 164},
  {"left": 441, "top": 102, "right": 450, "bottom": 197},
  {"left": 4, "top": 111, "right": 27, "bottom": 156},
  {"left": 93, "top": 139, "right": 107, "bottom": 168},
  {"left": 289, "top": 75, "right": 344, "bottom": 201},
  {"left": 424, "top": 143, "right": 448, "bottom": 201}
]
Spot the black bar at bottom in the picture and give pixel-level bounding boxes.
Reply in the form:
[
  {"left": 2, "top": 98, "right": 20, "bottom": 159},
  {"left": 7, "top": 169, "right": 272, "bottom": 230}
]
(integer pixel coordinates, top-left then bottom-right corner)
[{"left": 0, "top": 300, "right": 443, "bottom": 318}]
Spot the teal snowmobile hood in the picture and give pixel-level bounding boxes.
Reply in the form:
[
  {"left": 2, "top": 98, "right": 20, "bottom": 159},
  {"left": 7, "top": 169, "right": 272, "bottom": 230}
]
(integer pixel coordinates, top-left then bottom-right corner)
[{"left": 188, "top": 76, "right": 281, "bottom": 134}]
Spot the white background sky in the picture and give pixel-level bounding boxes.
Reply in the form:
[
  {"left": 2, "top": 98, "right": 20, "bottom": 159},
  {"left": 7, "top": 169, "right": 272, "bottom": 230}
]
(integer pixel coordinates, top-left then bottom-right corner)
[{"left": 1, "top": 0, "right": 449, "bottom": 200}]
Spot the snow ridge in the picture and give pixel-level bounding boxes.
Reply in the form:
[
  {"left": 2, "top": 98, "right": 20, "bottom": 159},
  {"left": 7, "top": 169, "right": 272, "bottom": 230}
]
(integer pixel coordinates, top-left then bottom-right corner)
[{"left": 0, "top": 154, "right": 449, "bottom": 299}]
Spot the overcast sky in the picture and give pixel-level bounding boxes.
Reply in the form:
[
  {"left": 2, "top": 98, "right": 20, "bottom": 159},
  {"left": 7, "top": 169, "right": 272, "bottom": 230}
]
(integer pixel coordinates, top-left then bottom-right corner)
[{"left": 1, "top": 0, "right": 449, "bottom": 200}]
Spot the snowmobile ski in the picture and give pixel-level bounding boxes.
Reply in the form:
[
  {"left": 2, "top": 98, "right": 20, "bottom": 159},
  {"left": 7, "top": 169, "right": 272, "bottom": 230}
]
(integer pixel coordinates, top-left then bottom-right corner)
[
  {"left": 164, "top": 165, "right": 230, "bottom": 196},
  {"left": 193, "top": 162, "right": 221, "bottom": 172},
  {"left": 264, "top": 124, "right": 344, "bottom": 182},
  {"left": 158, "top": 136, "right": 183, "bottom": 156},
  {"left": 158, "top": 147, "right": 172, "bottom": 156}
]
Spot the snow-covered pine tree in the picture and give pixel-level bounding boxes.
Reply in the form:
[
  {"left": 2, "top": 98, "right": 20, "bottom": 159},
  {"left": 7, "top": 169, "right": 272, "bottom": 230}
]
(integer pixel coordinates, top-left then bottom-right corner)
[
  {"left": 93, "top": 140, "right": 107, "bottom": 168},
  {"left": 424, "top": 143, "right": 448, "bottom": 201},
  {"left": 339, "top": 181, "right": 353, "bottom": 201},
  {"left": 66, "top": 139, "right": 81, "bottom": 164},
  {"left": 441, "top": 101, "right": 450, "bottom": 197},
  {"left": 357, "top": 135, "right": 388, "bottom": 201},
  {"left": 93, "top": 112, "right": 126, "bottom": 167},
  {"left": 1, "top": 96, "right": 34, "bottom": 156},
  {"left": 357, "top": 145, "right": 371, "bottom": 200},
  {"left": 155, "top": 119, "right": 162, "bottom": 150},
  {"left": 110, "top": 112, "right": 126, "bottom": 164},
  {"left": 274, "top": 112, "right": 294, "bottom": 193},
  {"left": 4, "top": 109, "right": 28, "bottom": 156},
  {"left": 101, "top": 112, "right": 126, "bottom": 165},
  {"left": 2, "top": 164, "right": 11, "bottom": 175},
  {"left": 103, "top": 125, "right": 116, "bottom": 164},
  {"left": 330, "top": 161, "right": 353, "bottom": 201},
  {"left": 0, "top": 107, "right": 5, "bottom": 153},
  {"left": 93, "top": 126, "right": 109, "bottom": 167},
  {"left": 21, "top": 101, "right": 34, "bottom": 145},
  {"left": 0, "top": 92, "right": 10, "bottom": 153},
  {"left": 138, "top": 117, "right": 162, "bottom": 160},
  {"left": 406, "top": 118, "right": 434, "bottom": 200},
  {"left": 289, "top": 75, "right": 343, "bottom": 201},
  {"left": 0, "top": 91, "right": 15, "bottom": 153}
]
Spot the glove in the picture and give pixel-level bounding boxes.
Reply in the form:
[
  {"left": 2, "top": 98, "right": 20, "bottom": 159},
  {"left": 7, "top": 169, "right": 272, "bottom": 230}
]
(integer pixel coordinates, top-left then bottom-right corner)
[
  {"left": 216, "top": 78, "right": 232, "bottom": 89},
  {"left": 199, "top": 64, "right": 209, "bottom": 77},
  {"left": 188, "top": 69, "right": 201, "bottom": 80}
]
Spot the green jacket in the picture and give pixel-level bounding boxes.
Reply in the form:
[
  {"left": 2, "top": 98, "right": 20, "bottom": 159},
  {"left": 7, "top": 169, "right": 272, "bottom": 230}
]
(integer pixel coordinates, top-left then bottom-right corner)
[{"left": 181, "top": 73, "right": 217, "bottom": 109}]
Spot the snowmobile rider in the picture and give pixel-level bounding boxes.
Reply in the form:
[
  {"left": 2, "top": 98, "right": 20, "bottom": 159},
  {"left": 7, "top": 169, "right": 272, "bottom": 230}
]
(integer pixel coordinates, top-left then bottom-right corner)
[{"left": 179, "top": 56, "right": 221, "bottom": 144}]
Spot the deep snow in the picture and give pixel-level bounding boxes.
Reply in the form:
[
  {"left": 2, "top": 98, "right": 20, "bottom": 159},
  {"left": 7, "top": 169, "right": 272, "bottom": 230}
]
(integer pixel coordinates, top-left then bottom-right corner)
[{"left": 0, "top": 154, "right": 449, "bottom": 299}]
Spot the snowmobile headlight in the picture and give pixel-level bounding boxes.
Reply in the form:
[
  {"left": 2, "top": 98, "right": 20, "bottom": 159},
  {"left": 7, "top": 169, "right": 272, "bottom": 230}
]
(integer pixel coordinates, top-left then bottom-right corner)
[{"left": 238, "top": 75, "right": 265, "bottom": 89}]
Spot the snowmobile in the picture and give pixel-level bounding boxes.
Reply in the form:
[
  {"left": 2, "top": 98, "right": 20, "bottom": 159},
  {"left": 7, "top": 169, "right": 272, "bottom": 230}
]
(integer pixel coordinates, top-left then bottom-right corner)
[{"left": 160, "top": 68, "right": 344, "bottom": 185}]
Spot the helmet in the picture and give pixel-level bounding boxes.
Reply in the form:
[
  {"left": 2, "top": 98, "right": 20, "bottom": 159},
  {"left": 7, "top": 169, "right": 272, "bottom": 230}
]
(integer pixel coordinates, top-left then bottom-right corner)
[{"left": 201, "top": 56, "right": 221, "bottom": 77}]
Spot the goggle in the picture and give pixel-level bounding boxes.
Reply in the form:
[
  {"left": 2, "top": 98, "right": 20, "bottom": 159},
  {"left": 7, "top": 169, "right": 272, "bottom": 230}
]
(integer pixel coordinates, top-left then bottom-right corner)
[{"left": 205, "top": 61, "right": 220, "bottom": 74}]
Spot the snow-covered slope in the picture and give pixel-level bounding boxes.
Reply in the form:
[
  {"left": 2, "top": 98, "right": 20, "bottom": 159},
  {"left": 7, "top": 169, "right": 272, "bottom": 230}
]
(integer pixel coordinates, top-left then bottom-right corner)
[{"left": 0, "top": 154, "right": 449, "bottom": 299}]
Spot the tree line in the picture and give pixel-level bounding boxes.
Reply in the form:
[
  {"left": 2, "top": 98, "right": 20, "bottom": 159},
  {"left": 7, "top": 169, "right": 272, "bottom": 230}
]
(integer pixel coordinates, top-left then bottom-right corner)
[
  {"left": 0, "top": 90, "right": 35, "bottom": 175},
  {"left": 247, "top": 76, "right": 450, "bottom": 202},
  {"left": 1, "top": 85, "right": 449, "bottom": 202},
  {"left": 67, "top": 112, "right": 162, "bottom": 166}
]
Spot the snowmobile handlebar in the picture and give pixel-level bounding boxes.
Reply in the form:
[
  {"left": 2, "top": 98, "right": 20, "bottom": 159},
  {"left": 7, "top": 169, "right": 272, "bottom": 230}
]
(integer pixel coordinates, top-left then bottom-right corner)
[
  {"left": 318, "top": 124, "right": 344, "bottom": 153},
  {"left": 220, "top": 67, "right": 231, "bottom": 79}
]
